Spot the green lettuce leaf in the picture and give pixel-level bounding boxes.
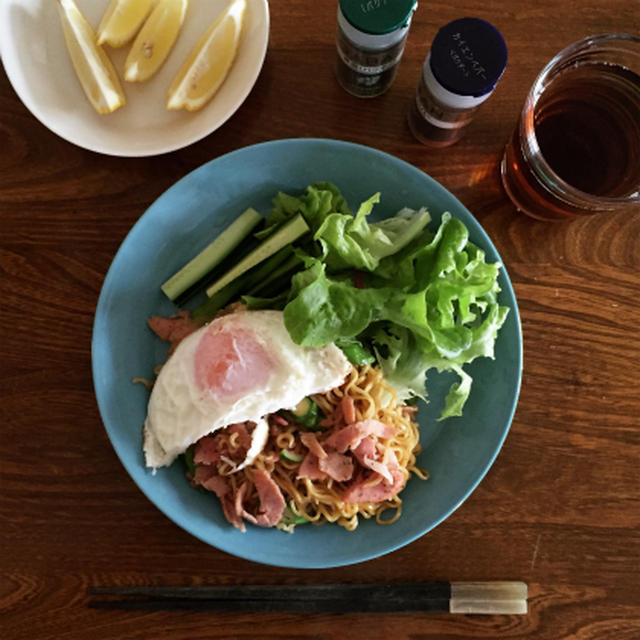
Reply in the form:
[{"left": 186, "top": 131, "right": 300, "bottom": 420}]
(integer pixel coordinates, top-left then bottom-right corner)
[
  {"left": 315, "top": 196, "right": 431, "bottom": 272},
  {"left": 440, "top": 366, "right": 473, "bottom": 420},
  {"left": 371, "top": 325, "right": 432, "bottom": 402},
  {"left": 256, "top": 182, "right": 351, "bottom": 240},
  {"left": 281, "top": 200, "right": 509, "bottom": 418},
  {"left": 258, "top": 183, "right": 431, "bottom": 275},
  {"left": 283, "top": 258, "right": 393, "bottom": 347}
]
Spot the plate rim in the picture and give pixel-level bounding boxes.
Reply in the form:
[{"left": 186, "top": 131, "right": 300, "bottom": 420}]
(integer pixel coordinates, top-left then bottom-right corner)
[
  {"left": 92, "top": 137, "right": 523, "bottom": 568},
  {"left": 0, "top": 0, "right": 270, "bottom": 157}
]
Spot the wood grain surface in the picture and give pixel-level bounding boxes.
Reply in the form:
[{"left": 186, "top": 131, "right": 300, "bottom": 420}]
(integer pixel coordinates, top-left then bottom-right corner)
[{"left": 2, "top": 1, "right": 639, "bottom": 638}]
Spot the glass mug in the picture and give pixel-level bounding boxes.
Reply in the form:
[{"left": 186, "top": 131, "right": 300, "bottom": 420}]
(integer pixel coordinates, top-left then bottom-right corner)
[{"left": 501, "top": 33, "right": 640, "bottom": 221}]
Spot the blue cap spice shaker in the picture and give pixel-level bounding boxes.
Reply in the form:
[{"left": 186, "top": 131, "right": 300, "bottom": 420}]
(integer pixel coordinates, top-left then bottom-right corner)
[
  {"left": 408, "top": 17, "right": 507, "bottom": 146},
  {"left": 336, "top": 0, "right": 418, "bottom": 98}
]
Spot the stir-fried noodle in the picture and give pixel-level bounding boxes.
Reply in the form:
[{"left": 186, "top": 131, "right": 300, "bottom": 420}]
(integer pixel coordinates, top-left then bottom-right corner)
[{"left": 202, "top": 365, "right": 427, "bottom": 531}]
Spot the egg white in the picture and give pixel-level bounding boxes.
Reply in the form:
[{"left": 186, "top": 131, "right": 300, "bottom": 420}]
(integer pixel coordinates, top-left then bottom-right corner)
[{"left": 143, "top": 309, "right": 351, "bottom": 470}]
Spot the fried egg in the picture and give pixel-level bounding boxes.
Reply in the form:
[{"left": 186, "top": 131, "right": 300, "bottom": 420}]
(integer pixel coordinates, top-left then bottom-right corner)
[{"left": 143, "top": 309, "right": 351, "bottom": 470}]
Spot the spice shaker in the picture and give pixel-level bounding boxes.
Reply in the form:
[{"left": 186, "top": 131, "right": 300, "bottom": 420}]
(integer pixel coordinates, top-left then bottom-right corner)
[
  {"left": 408, "top": 17, "right": 507, "bottom": 146},
  {"left": 336, "top": 0, "right": 418, "bottom": 98}
]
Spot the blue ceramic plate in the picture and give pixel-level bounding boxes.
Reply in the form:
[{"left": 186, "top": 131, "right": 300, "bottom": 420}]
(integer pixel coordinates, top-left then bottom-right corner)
[{"left": 92, "top": 138, "right": 522, "bottom": 568}]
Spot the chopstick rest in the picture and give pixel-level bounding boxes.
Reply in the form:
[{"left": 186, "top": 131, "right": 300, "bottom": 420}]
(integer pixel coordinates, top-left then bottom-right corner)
[{"left": 88, "top": 581, "right": 527, "bottom": 614}]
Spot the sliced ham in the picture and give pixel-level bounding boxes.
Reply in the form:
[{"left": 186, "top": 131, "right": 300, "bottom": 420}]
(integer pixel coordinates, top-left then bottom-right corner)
[
  {"left": 192, "top": 465, "right": 230, "bottom": 498},
  {"left": 221, "top": 495, "right": 245, "bottom": 532},
  {"left": 147, "top": 310, "right": 202, "bottom": 354},
  {"left": 192, "top": 463, "right": 215, "bottom": 485},
  {"left": 351, "top": 437, "right": 393, "bottom": 484},
  {"left": 234, "top": 482, "right": 258, "bottom": 525},
  {"left": 323, "top": 420, "right": 396, "bottom": 453},
  {"left": 252, "top": 469, "right": 286, "bottom": 527},
  {"left": 342, "top": 468, "right": 405, "bottom": 504},
  {"left": 318, "top": 451, "right": 354, "bottom": 482},
  {"left": 354, "top": 419, "right": 396, "bottom": 439},
  {"left": 297, "top": 453, "right": 328, "bottom": 481},
  {"left": 228, "top": 423, "right": 252, "bottom": 450},
  {"left": 332, "top": 401, "right": 345, "bottom": 428},
  {"left": 193, "top": 421, "right": 266, "bottom": 471},
  {"left": 342, "top": 451, "right": 406, "bottom": 504},
  {"left": 317, "top": 415, "right": 335, "bottom": 428},
  {"left": 322, "top": 425, "right": 355, "bottom": 452},
  {"left": 192, "top": 466, "right": 246, "bottom": 530},
  {"left": 351, "top": 435, "right": 376, "bottom": 466},
  {"left": 201, "top": 474, "right": 231, "bottom": 498},
  {"left": 193, "top": 436, "right": 222, "bottom": 465},
  {"left": 360, "top": 456, "right": 394, "bottom": 484},
  {"left": 270, "top": 413, "right": 289, "bottom": 427},
  {"left": 340, "top": 395, "right": 356, "bottom": 425},
  {"left": 193, "top": 466, "right": 277, "bottom": 531},
  {"left": 300, "top": 432, "right": 327, "bottom": 459}
]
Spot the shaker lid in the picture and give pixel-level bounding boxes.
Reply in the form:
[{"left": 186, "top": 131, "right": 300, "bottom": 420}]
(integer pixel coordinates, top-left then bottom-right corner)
[
  {"left": 339, "top": 0, "right": 418, "bottom": 35},
  {"left": 429, "top": 17, "right": 507, "bottom": 97}
]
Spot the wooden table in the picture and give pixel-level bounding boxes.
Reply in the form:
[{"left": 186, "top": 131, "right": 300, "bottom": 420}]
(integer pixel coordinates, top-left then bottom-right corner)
[{"left": 2, "top": 1, "right": 639, "bottom": 638}]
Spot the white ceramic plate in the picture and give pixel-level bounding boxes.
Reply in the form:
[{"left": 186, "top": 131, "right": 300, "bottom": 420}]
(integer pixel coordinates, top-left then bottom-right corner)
[{"left": 0, "top": 0, "right": 270, "bottom": 156}]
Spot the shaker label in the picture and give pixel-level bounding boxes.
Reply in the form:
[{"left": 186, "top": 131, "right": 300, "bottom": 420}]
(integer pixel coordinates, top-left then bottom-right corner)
[
  {"left": 360, "top": 0, "right": 388, "bottom": 13},
  {"left": 449, "top": 32, "right": 488, "bottom": 80},
  {"left": 337, "top": 40, "right": 405, "bottom": 74},
  {"left": 415, "top": 95, "right": 468, "bottom": 129}
]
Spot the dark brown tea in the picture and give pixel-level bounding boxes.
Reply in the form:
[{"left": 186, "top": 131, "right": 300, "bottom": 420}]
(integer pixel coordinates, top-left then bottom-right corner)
[
  {"left": 535, "top": 63, "right": 640, "bottom": 196},
  {"left": 502, "top": 61, "right": 640, "bottom": 220}
]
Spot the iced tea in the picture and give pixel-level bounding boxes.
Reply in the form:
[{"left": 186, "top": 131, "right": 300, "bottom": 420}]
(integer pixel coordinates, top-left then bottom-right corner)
[{"left": 501, "top": 34, "right": 640, "bottom": 220}]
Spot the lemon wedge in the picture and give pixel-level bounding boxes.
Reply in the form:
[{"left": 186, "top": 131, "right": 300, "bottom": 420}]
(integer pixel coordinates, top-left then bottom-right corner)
[
  {"left": 97, "top": 0, "right": 154, "bottom": 48},
  {"left": 124, "top": 0, "right": 188, "bottom": 83},
  {"left": 56, "top": 0, "right": 126, "bottom": 115},
  {"left": 166, "top": 0, "right": 246, "bottom": 111}
]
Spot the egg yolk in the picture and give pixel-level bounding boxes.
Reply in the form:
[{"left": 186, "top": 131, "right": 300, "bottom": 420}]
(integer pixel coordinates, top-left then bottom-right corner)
[{"left": 194, "top": 327, "right": 273, "bottom": 396}]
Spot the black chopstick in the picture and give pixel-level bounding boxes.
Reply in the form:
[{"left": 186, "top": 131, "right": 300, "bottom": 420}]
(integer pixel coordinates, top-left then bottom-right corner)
[{"left": 87, "top": 581, "right": 527, "bottom": 614}]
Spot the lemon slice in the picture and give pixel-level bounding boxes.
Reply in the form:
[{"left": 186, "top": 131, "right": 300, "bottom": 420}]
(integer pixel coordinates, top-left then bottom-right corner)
[
  {"left": 124, "top": 0, "right": 189, "bottom": 83},
  {"left": 97, "top": 0, "right": 154, "bottom": 48},
  {"left": 166, "top": 0, "right": 246, "bottom": 111},
  {"left": 56, "top": 0, "right": 126, "bottom": 115}
]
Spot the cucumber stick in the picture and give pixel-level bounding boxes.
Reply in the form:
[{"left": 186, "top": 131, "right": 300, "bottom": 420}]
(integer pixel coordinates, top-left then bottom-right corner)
[
  {"left": 205, "top": 214, "right": 310, "bottom": 298},
  {"left": 247, "top": 254, "right": 301, "bottom": 296},
  {"left": 161, "top": 207, "right": 262, "bottom": 301},
  {"left": 191, "top": 246, "right": 293, "bottom": 320}
]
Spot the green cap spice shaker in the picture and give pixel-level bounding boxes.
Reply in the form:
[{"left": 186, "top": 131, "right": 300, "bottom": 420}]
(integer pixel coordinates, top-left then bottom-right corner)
[{"left": 336, "top": 0, "right": 418, "bottom": 98}]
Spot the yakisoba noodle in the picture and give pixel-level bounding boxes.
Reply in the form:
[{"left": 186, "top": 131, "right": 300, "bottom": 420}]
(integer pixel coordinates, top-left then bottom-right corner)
[{"left": 205, "top": 365, "right": 428, "bottom": 531}]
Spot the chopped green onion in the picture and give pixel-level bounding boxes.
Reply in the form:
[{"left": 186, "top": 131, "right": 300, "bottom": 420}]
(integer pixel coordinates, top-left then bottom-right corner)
[
  {"left": 339, "top": 342, "right": 375, "bottom": 366},
  {"left": 278, "top": 502, "right": 309, "bottom": 531},
  {"left": 290, "top": 397, "right": 322, "bottom": 429},
  {"left": 279, "top": 449, "right": 304, "bottom": 463},
  {"left": 288, "top": 514, "right": 309, "bottom": 525}
]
